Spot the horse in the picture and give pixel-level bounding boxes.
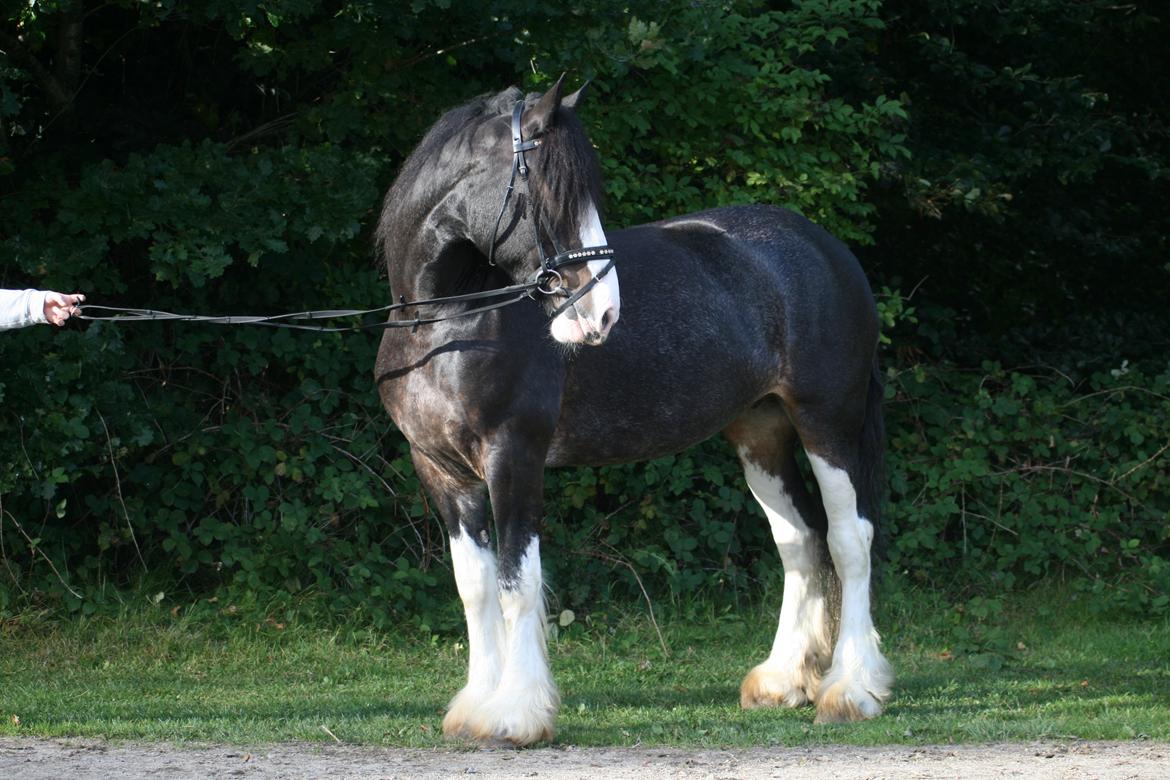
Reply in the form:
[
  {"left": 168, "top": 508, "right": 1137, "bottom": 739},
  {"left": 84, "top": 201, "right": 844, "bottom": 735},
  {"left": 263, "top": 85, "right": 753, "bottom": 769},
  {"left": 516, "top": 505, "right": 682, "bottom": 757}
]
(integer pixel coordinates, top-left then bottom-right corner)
[{"left": 373, "top": 75, "right": 892, "bottom": 746}]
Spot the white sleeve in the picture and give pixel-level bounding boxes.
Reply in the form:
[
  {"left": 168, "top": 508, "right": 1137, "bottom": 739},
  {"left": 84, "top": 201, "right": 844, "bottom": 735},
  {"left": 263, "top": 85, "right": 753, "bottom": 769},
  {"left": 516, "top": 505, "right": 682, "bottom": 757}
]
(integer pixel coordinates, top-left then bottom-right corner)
[{"left": 0, "top": 289, "right": 50, "bottom": 330}]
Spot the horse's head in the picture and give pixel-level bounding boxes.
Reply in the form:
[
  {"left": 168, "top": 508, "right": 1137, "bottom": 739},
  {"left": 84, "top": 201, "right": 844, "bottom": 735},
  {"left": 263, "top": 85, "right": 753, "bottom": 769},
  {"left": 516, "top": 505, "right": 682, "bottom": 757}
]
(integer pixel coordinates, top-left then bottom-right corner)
[{"left": 472, "top": 76, "right": 621, "bottom": 346}]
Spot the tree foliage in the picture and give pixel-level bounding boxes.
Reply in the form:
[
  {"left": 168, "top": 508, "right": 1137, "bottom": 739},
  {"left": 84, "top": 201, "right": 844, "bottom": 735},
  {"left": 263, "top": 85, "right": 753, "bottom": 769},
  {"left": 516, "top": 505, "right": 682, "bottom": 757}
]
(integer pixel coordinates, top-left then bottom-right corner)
[
  {"left": 866, "top": 0, "right": 1170, "bottom": 346},
  {"left": 1, "top": 1, "right": 1166, "bottom": 621}
]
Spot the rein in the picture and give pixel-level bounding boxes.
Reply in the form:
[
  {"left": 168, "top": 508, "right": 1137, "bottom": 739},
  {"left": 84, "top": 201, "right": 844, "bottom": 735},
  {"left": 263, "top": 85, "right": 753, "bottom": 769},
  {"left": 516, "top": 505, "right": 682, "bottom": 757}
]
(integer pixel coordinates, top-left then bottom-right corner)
[
  {"left": 78, "top": 99, "right": 615, "bottom": 333},
  {"left": 76, "top": 285, "right": 535, "bottom": 332},
  {"left": 77, "top": 263, "right": 612, "bottom": 332}
]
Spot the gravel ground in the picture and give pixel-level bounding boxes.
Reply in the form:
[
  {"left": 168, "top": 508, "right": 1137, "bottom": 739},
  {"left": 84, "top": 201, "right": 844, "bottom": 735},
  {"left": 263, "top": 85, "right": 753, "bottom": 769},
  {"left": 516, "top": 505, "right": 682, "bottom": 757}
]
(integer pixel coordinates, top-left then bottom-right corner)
[{"left": 2, "top": 738, "right": 1167, "bottom": 779}]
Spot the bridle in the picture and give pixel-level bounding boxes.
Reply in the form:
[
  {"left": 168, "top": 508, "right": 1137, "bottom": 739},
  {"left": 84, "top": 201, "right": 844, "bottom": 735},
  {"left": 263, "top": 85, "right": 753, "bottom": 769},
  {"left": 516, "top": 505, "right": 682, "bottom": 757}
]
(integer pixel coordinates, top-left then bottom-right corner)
[{"left": 487, "top": 100, "right": 616, "bottom": 319}]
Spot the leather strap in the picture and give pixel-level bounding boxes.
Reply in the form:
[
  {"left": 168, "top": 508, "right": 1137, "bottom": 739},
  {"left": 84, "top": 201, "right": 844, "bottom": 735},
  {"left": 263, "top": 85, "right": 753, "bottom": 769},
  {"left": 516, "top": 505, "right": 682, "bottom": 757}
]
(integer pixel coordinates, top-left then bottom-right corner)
[{"left": 511, "top": 100, "right": 540, "bottom": 177}]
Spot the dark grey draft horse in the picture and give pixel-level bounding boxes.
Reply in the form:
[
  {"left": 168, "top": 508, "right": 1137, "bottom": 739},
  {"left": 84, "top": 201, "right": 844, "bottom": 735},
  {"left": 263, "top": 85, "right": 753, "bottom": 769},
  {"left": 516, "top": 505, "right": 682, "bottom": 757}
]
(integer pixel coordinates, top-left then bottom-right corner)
[{"left": 374, "top": 76, "right": 891, "bottom": 745}]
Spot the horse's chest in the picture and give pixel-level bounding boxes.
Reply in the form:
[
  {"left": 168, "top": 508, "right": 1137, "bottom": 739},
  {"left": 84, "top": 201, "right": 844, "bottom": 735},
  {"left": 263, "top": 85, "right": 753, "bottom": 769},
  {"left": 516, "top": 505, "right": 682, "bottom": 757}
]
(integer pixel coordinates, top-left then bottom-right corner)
[
  {"left": 376, "top": 337, "right": 529, "bottom": 469},
  {"left": 375, "top": 323, "right": 566, "bottom": 475},
  {"left": 379, "top": 365, "right": 471, "bottom": 446}
]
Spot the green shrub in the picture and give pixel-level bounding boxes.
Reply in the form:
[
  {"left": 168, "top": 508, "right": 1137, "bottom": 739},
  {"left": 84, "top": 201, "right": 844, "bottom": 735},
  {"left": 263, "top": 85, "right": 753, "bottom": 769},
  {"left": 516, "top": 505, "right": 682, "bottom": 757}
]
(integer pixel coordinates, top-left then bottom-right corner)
[{"left": 885, "top": 360, "right": 1170, "bottom": 614}]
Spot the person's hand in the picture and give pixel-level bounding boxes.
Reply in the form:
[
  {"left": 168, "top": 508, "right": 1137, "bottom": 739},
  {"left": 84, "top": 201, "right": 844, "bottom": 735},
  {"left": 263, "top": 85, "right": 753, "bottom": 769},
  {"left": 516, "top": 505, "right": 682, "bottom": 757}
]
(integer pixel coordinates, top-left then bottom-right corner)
[{"left": 43, "top": 291, "right": 85, "bottom": 326}]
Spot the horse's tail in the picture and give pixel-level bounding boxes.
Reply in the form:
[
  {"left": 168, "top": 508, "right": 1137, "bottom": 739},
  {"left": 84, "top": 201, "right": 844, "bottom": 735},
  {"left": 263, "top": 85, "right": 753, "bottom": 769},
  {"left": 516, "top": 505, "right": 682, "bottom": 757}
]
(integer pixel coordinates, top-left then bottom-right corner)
[{"left": 856, "top": 358, "right": 887, "bottom": 561}]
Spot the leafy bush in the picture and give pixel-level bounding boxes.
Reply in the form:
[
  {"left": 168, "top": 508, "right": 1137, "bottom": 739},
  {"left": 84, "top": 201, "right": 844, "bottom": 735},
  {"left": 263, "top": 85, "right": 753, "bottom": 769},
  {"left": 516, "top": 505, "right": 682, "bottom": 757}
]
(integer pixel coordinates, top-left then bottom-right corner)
[
  {"left": 580, "top": 0, "right": 908, "bottom": 244},
  {"left": 885, "top": 360, "right": 1170, "bottom": 614}
]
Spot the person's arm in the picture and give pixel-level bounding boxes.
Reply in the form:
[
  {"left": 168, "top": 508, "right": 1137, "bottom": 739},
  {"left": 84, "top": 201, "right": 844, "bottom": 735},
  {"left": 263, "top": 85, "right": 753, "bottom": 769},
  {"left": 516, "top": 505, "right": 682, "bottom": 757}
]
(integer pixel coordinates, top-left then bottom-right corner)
[
  {"left": 0, "top": 289, "right": 49, "bottom": 330},
  {"left": 0, "top": 289, "right": 85, "bottom": 330}
]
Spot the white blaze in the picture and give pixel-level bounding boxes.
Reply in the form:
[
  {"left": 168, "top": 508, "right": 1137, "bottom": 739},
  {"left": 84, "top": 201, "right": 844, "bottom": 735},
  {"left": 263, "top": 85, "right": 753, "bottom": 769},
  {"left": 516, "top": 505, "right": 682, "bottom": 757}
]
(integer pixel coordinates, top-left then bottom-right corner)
[{"left": 550, "top": 202, "right": 620, "bottom": 345}]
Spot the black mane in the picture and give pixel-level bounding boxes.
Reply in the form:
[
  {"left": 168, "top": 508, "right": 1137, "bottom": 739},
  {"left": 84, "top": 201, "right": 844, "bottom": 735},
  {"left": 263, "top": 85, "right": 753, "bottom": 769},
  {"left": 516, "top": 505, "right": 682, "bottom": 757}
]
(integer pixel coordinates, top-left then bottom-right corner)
[{"left": 374, "top": 88, "right": 520, "bottom": 265}]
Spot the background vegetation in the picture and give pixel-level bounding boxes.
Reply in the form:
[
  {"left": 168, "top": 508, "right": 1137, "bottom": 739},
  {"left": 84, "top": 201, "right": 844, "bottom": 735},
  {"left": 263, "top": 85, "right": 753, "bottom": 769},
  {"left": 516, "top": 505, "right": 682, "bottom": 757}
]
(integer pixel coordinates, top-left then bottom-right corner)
[{"left": 1, "top": 0, "right": 1167, "bottom": 629}]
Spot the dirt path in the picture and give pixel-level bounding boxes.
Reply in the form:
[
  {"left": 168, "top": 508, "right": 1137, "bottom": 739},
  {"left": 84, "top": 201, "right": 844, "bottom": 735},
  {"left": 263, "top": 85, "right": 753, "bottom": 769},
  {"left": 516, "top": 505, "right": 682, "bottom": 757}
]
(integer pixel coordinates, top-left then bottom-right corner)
[{"left": 2, "top": 738, "right": 1166, "bottom": 779}]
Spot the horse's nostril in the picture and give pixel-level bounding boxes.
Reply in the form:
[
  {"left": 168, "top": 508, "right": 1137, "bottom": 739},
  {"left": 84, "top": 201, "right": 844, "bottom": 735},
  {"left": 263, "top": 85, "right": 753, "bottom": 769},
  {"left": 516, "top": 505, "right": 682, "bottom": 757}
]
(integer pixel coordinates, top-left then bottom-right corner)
[{"left": 600, "top": 308, "right": 615, "bottom": 332}]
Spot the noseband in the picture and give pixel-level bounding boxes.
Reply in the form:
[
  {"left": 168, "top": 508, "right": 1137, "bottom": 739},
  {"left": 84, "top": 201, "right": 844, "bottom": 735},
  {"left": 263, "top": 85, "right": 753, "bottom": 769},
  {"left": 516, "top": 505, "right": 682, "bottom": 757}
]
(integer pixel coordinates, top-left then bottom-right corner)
[{"left": 488, "top": 101, "right": 616, "bottom": 319}]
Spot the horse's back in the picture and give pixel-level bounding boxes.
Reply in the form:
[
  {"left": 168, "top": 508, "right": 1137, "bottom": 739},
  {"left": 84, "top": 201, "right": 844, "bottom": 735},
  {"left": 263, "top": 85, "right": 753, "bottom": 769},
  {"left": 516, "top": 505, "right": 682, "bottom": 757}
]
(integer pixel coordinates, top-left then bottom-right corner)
[
  {"left": 651, "top": 205, "right": 873, "bottom": 303},
  {"left": 614, "top": 204, "right": 878, "bottom": 353}
]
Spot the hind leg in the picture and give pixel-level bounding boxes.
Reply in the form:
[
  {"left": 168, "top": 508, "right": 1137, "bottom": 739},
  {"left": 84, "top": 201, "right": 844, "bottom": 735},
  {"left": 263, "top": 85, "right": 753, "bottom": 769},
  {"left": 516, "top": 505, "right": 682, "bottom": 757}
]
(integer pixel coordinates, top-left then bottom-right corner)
[
  {"left": 800, "top": 435, "right": 893, "bottom": 722},
  {"left": 781, "top": 361, "right": 893, "bottom": 722},
  {"left": 726, "top": 400, "right": 834, "bottom": 709}
]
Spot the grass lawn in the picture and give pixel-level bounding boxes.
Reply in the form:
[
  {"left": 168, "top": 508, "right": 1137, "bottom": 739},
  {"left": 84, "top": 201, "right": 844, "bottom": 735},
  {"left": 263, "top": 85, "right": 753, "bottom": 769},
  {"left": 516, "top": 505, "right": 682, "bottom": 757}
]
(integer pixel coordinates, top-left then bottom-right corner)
[{"left": 1, "top": 587, "right": 1167, "bottom": 747}]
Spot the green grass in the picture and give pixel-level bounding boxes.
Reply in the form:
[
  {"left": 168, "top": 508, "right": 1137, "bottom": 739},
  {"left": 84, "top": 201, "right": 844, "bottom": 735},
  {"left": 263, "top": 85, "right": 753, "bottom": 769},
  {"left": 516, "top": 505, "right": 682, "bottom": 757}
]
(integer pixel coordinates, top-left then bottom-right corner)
[{"left": 1, "top": 587, "right": 1167, "bottom": 747}]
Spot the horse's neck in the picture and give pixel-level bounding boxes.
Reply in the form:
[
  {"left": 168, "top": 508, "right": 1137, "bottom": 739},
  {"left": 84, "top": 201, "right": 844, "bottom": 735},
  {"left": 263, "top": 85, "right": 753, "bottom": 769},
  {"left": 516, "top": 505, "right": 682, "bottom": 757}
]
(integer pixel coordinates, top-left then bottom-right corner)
[
  {"left": 387, "top": 188, "right": 472, "bottom": 301},
  {"left": 390, "top": 228, "right": 512, "bottom": 306}
]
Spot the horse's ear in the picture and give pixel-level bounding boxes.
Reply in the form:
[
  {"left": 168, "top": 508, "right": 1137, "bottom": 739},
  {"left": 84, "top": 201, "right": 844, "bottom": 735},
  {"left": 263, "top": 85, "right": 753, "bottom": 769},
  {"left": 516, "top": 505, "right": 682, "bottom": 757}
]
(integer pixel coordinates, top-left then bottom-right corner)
[
  {"left": 523, "top": 73, "right": 566, "bottom": 136},
  {"left": 562, "top": 79, "right": 591, "bottom": 111}
]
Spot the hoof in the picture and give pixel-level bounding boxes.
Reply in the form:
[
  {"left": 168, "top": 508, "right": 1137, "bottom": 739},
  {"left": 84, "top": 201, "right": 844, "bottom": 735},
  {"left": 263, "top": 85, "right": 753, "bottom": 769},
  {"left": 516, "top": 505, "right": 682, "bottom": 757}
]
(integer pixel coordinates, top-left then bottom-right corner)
[
  {"left": 812, "top": 669, "right": 890, "bottom": 723},
  {"left": 442, "top": 684, "right": 493, "bottom": 738},
  {"left": 468, "top": 723, "right": 555, "bottom": 748},
  {"left": 457, "top": 684, "right": 559, "bottom": 747},
  {"left": 444, "top": 705, "right": 555, "bottom": 747},
  {"left": 441, "top": 710, "right": 473, "bottom": 739},
  {"left": 812, "top": 636, "right": 893, "bottom": 724},
  {"left": 813, "top": 684, "right": 881, "bottom": 723},
  {"left": 466, "top": 711, "right": 556, "bottom": 747},
  {"left": 740, "top": 662, "right": 820, "bottom": 709}
]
